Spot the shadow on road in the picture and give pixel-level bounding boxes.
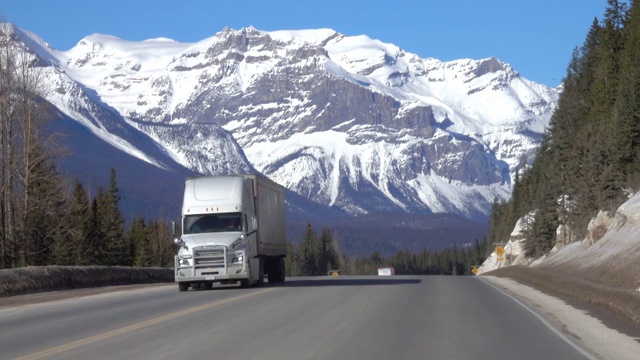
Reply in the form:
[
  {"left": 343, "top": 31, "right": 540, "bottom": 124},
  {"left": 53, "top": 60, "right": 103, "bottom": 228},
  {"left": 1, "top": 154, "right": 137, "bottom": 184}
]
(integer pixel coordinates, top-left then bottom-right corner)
[
  {"left": 273, "top": 276, "right": 421, "bottom": 287},
  {"left": 195, "top": 276, "right": 422, "bottom": 291}
]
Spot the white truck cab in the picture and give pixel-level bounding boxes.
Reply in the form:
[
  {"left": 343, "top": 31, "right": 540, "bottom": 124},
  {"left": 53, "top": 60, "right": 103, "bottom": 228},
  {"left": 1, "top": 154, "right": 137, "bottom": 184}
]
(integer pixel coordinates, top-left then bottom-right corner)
[{"left": 173, "top": 175, "right": 286, "bottom": 291}]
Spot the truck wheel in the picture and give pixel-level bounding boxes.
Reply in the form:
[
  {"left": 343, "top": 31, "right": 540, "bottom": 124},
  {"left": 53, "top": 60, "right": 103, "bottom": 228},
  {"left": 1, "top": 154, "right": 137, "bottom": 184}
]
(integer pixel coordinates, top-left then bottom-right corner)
[
  {"left": 267, "top": 257, "right": 278, "bottom": 284},
  {"left": 277, "top": 257, "right": 286, "bottom": 283},
  {"left": 178, "top": 282, "right": 189, "bottom": 292},
  {"left": 258, "top": 257, "right": 265, "bottom": 286},
  {"left": 240, "top": 279, "right": 250, "bottom": 288}
]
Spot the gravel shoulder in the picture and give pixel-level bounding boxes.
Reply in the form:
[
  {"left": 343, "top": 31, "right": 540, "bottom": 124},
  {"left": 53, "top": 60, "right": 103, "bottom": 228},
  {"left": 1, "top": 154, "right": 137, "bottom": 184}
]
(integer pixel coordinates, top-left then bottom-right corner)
[{"left": 486, "top": 265, "right": 640, "bottom": 330}]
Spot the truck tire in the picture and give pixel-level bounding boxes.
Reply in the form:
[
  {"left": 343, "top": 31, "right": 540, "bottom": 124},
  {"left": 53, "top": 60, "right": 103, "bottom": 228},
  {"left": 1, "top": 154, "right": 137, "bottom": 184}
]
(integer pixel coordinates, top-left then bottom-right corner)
[
  {"left": 178, "top": 282, "right": 189, "bottom": 292},
  {"left": 277, "top": 257, "right": 286, "bottom": 283},
  {"left": 240, "top": 279, "right": 250, "bottom": 288},
  {"left": 267, "top": 257, "right": 278, "bottom": 284},
  {"left": 257, "top": 257, "right": 265, "bottom": 286}
]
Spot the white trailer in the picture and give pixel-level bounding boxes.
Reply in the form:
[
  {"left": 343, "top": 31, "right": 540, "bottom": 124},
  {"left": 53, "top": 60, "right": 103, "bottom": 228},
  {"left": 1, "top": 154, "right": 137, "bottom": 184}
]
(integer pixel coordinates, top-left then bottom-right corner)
[{"left": 173, "top": 174, "right": 286, "bottom": 291}]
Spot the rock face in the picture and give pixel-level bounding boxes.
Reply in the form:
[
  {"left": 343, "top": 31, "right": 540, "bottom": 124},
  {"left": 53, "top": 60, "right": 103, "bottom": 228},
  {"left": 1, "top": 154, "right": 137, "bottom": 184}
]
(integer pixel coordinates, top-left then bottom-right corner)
[
  {"left": 478, "top": 192, "right": 640, "bottom": 281},
  {"left": 8, "top": 24, "right": 558, "bottom": 222},
  {"left": 477, "top": 212, "right": 532, "bottom": 275},
  {"left": 587, "top": 210, "right": 614, "bottom": 246}
]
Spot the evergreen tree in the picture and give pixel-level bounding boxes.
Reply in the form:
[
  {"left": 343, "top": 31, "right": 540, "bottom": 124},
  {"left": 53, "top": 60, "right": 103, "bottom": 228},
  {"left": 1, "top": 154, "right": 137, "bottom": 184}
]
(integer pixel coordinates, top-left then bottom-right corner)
[
  {"left": 415, "top": 248, "right": 432, "bottom": 274},
  {"left": 54, "top": 180, "right": 91, "bottom": 265},
  {"left": 487, "top": 198, "right": 511, "bottom": 245},
  {"left": 316, "top": 227, "right": 339, "bottom": 275},
  {"left": 20, "top": 151, "right": 68, "bottom": 266},
  {"left": 82, "top": 196, "right": 102, "bottom": 265},
  {"left": 129, "top": 216, "right": 150, "bottom": 267},
  {"left": 595, "top": 0, "right": 629, "bottom": 209},
  {"left": 546, "top": 48, "right": 591, "bottom": 240},
  {"left": 296, "top": 222, "right": 318, "bottom": 276},
  {"left": 392, "top": 249, "right": 413, "bottom": 275},
  {"left": 523, "top": 192, "right": 558, "bottom": 258},
  {"left": 285, "top": 241, "right": 297, "bottom": 277},
  {"left": 99, "top": 168, "right": 129, "bottom": 266},
  {"left": 369, "top": 251, "right": 382, "bottom": 273},
  {"left": 615, "top": 0, "right": 640, "bottom": 181}
]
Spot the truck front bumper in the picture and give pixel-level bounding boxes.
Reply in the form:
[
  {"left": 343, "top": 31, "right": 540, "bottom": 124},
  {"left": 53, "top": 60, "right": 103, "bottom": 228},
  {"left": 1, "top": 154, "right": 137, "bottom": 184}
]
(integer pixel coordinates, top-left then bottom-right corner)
[
  {"left": 175, "top": 264, "right": 247, "bottom": 282},
  {"left": 174, "top": 245, "right": 248, "bottom": 283}
]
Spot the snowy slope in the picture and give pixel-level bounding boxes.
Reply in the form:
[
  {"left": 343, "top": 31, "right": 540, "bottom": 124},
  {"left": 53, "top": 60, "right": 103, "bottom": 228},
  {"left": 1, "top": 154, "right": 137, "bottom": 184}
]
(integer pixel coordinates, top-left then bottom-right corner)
[
  {"left": 478, "top": 192, "right": 640, "bottom": 279},
  {"left": 7, "top": 24, "right": 559, "bottom": 221}
]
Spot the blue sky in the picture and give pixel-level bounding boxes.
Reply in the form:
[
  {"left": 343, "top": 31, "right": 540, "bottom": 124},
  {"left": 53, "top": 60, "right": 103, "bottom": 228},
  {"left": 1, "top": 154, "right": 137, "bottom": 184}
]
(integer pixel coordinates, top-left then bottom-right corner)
[{"left": 2, "top": 0, "right": 608, "bottom": 87}]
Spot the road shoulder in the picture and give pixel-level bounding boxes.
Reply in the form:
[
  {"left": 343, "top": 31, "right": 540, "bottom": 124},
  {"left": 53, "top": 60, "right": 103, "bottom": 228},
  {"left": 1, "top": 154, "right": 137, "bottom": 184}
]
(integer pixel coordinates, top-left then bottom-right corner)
[
  {"left": 0, "top": 283, "right": 170, "bottom": 309},
  {"left": 482, "top": 275, "right": 640, "bottom": 360}
]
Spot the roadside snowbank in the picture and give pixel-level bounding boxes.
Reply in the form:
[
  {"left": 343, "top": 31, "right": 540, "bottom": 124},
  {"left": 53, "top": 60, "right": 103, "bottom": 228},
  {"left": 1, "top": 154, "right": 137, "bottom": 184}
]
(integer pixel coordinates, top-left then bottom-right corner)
[
  {"left": 538, "top": 194, "right": 640, "bottom": 280},
  {"left": 479, "top": 191, "right": 640, "bottom": 293}
]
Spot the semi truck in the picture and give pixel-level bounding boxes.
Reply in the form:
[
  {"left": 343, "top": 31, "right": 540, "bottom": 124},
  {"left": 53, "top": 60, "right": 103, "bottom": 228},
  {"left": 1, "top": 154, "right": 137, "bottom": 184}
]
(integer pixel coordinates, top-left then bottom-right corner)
[{"left": 172, "top": 174, "right": 286, "bottom": 291}]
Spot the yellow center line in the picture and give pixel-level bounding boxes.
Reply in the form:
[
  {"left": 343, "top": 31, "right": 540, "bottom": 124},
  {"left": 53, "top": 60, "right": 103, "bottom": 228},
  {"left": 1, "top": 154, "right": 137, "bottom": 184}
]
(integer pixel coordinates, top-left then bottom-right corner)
[{"left": 16, "top": 287, "right": 277, "bottom": 360}]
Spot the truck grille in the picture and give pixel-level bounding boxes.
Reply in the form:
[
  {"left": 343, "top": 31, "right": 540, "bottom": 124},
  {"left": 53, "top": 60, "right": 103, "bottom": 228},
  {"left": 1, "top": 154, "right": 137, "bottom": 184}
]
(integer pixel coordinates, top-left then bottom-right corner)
[{"left": 193, "top": 245, "right": 226, "bottom": 269}]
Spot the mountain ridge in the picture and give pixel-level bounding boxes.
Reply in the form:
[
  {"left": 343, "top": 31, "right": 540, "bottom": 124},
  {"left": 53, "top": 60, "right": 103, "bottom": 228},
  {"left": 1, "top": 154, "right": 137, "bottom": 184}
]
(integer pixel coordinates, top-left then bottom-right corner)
[{"left": 7, "top": 24, "right": 558, "bottom": 252}]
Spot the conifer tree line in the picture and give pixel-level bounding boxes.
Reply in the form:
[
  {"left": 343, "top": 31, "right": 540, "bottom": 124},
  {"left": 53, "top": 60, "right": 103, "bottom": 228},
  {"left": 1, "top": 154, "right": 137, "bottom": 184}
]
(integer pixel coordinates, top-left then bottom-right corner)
[
  {"left": 488, "top": 0, "right": 640, "bottom": 257},
  {"left": 287, "top": 223, "right": 491, "bottom": 276},
  {"left": 286, "top": 223, "right": 340, "bottom": 277},
  {"left": 0, "top": 164, "right": 177, "bottom": 268},
  {"left": 50, "top": 169, "right": 176, "bottom": 268}
]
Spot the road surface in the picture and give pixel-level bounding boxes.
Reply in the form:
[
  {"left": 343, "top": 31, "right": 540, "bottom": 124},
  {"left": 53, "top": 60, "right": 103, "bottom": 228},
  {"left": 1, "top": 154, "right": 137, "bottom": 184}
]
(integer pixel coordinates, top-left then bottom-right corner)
[{"left": 0, "top": 276, "right": 596, "bottom": 360}]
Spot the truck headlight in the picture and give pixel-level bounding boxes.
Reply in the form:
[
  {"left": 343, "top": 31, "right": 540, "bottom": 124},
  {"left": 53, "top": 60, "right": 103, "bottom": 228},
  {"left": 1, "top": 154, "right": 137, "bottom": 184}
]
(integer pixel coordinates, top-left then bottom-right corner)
[
  {"left": 231, "top": 252, "right": 244, "bottom": 264},
  {"left": 178, "top": 257, "right": 191, "bottom": 266}
]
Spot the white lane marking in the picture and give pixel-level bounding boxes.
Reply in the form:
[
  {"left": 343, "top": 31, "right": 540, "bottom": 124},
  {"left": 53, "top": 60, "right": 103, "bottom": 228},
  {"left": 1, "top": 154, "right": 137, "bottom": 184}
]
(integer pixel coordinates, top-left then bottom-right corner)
[
  {"left": 478, "top": 277, "right": 598, "bottom": 360},
  {"left": 336, "top": 322, "right": 347, "bottom": 333}
]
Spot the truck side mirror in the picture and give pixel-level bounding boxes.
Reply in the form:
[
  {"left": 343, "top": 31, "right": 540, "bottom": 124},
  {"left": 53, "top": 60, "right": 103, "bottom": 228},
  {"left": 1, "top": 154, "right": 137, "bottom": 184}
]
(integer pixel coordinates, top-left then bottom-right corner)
[
  {"left": 251, "top": 216, "right": 258, "bottom": 231},
  {"left": 174, "top": 237, "right": 186, "bottom": 249},
  {"left": 170, "top": 221, "right": 176, "bottom": 236}
]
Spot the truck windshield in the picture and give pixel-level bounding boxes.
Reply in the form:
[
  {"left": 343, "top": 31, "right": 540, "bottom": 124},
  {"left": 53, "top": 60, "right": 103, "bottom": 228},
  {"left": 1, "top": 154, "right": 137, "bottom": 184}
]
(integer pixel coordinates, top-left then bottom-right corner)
[{"left": 184, "top": 213, "right": 242, "bottom": 234}]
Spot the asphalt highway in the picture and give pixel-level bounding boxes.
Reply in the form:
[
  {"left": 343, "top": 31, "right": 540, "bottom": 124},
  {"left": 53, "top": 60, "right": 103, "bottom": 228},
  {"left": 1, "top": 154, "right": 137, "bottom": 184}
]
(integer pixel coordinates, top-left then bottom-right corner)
[{"left": 0, "top": 276, "right": 596, "bottom": 360}]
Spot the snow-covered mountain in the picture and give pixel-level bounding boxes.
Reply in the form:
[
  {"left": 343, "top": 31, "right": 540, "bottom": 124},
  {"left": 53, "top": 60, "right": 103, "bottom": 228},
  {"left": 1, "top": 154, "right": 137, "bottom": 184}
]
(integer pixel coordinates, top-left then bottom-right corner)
[{"left": 7, "top": 24, "right": 558, "bottom": 222}]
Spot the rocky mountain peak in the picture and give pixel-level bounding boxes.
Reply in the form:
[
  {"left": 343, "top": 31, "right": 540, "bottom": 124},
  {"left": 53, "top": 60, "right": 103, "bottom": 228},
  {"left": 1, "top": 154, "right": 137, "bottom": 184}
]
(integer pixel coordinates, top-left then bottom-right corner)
[
  {"left": 9, "top": 24, "right": 559, "bottom": 222},
  {"left": 472, "top": 56, "right": 507, "bottom": 76}
]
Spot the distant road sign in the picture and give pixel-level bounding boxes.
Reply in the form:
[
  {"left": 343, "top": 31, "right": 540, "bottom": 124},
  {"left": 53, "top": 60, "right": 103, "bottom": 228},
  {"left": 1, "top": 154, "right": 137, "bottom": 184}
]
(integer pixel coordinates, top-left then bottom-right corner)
[
  {"left": 494, "top": 246, "right": 505, "bottom": 257},
  {"left": 471, "top": 267, "right": 479, "bottom": 275}
]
